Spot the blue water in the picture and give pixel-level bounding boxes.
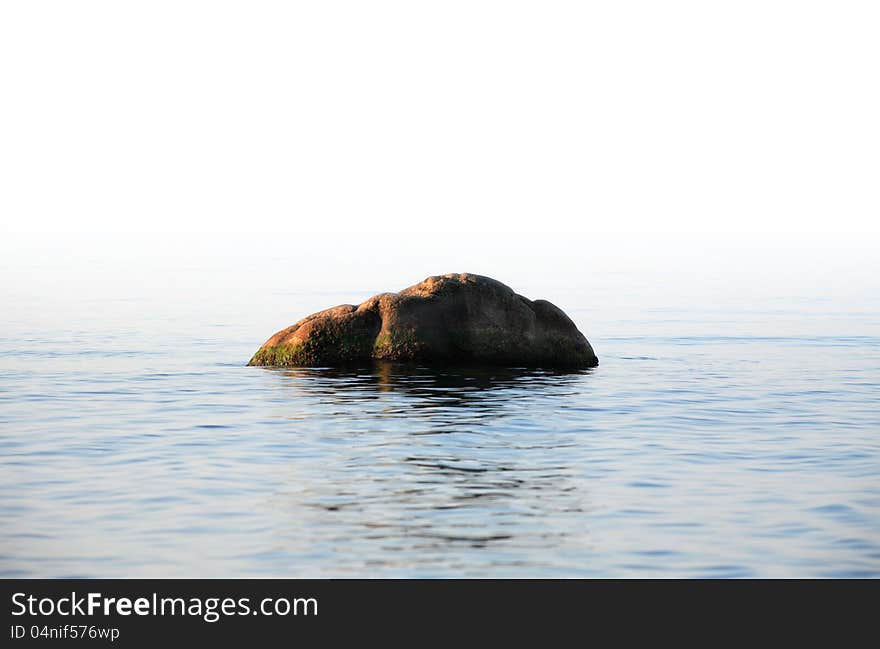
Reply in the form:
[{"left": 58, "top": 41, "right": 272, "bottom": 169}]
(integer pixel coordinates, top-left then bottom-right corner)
[{"left": 1, "top": 274, "right": 879, "bottom": 577}]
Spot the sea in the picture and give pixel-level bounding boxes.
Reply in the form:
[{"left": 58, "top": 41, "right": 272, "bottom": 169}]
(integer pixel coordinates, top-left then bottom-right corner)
[{"left": 1, "top": 247, "right": 878, "bottom": 577}]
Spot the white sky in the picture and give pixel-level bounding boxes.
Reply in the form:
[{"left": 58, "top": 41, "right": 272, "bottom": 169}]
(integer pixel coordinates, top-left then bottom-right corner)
[{"left": 1, "top": 1, "right": 878, "bottom": 238}]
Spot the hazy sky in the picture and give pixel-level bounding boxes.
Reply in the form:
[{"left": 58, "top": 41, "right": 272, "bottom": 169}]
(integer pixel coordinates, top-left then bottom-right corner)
[{"left": 1, "top": 1, "right": 878, "bottom": 239}]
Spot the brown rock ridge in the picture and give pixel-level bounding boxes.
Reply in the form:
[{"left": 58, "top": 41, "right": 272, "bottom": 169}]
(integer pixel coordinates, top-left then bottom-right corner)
[{"left": 247, "top": 273, "right": 598, "bottom": 369}]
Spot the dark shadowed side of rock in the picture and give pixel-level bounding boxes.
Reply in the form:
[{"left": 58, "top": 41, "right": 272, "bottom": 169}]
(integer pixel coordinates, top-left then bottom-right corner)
[{"left": 248, "top": 273, "right": 598, "bottom": 369}]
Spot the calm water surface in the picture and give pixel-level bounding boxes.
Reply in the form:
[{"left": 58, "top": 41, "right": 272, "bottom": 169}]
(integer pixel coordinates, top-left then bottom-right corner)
[{"left": 1, "top": 277, "right": 879, "bottom": 577}]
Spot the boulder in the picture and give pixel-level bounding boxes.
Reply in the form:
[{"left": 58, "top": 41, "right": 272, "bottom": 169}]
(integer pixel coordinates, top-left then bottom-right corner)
[{"left": 248, "top": 273, "right": 598, "bottom": 369}]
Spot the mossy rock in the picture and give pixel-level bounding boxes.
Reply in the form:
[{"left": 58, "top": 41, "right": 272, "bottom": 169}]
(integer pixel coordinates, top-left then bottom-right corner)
[{"left": 247, "top": 273, "right": 598, "bottom": 369}]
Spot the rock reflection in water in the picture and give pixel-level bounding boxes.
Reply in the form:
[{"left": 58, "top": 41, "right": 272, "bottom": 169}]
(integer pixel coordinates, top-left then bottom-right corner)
[{"left": 258, "top": 363, "right": 595, "bottom": 573}]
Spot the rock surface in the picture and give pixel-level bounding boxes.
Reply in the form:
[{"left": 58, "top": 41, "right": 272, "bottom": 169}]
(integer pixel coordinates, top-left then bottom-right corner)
[{"left": 248, "top": 273, "right": 598, "bottom": 369}]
